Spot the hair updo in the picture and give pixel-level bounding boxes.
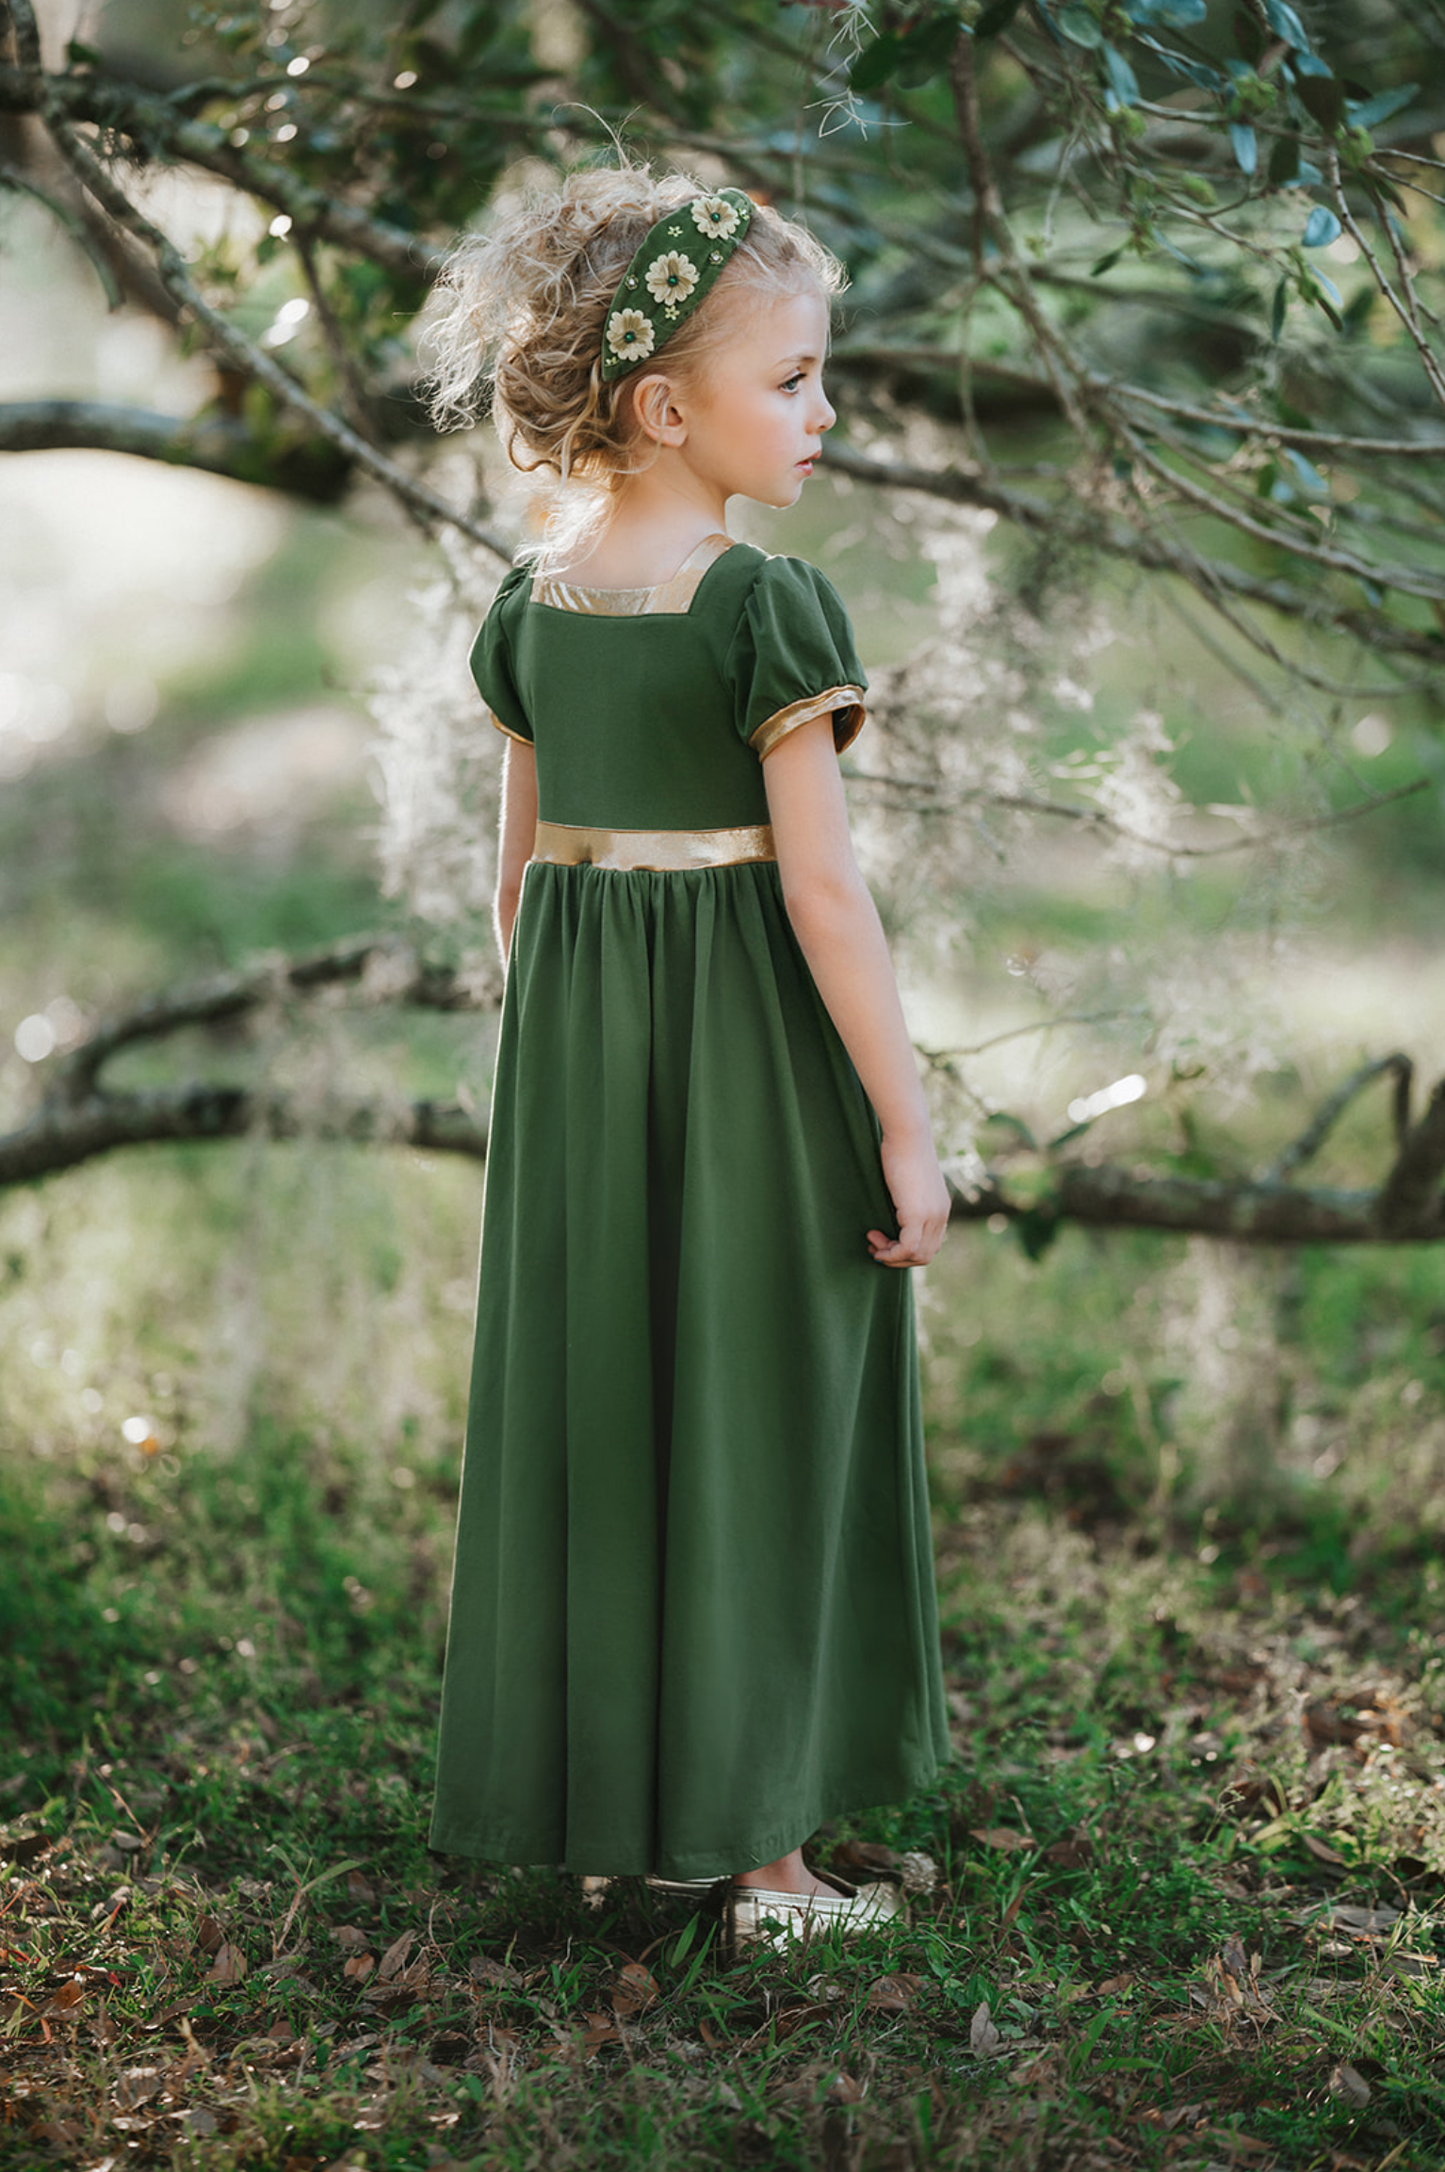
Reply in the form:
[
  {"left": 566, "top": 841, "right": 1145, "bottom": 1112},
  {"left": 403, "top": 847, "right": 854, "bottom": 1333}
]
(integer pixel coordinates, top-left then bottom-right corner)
[{"left": 423, "top": 158, "right": 845, "bottom": 515}]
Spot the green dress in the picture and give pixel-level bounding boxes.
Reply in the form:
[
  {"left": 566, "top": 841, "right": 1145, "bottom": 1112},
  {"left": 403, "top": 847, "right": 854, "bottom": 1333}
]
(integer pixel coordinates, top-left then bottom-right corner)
[{"left": 429, "top": 532, "right": 949, "bottom": 1881}]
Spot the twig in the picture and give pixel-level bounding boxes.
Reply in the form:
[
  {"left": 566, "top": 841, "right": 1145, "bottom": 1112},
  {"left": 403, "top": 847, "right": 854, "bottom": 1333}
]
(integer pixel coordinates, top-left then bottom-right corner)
[
  {"left": 847, "top": 770, "right": 1430, "bottom": 860},
  {"left": 1264, "top": 1054, "right": 1413, "bottom": 1183},
  {"left": 820, "top": 440, "right": 1445, "bottom": 667},
  {"left": 921, "top": 1011, "right": 1147, "bottom": 1063},
  {"left": 1329, "top": 148, "right": 1445, "bottom": 417}
]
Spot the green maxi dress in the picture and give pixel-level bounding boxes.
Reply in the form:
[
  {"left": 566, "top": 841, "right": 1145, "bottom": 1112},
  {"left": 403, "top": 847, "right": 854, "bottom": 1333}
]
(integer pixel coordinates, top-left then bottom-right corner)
[{"left": 429, "top": 531, "right": 950, "bottom": 1882}]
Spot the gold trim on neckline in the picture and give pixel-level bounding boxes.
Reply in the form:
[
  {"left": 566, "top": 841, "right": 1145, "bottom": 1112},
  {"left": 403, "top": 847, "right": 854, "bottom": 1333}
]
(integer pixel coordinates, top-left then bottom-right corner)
[
  {"left": 530, "top": 533, "right": 737, "bottom": 617},
  {"left": 532, "top": 819, "right": 775, "bottom": 872}
]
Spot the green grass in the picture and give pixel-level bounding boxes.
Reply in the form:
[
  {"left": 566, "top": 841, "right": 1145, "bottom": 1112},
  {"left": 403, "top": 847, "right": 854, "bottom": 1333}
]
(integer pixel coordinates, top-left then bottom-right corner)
[{"left": 4, "top": 1344, "right": 1445, "bottom": 2171}]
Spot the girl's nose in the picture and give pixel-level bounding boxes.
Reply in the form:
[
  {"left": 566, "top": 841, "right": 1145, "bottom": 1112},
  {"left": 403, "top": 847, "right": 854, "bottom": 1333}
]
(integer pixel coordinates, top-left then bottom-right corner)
[{"left": 815, "top": 388, "right": 836, "bottom": 432}]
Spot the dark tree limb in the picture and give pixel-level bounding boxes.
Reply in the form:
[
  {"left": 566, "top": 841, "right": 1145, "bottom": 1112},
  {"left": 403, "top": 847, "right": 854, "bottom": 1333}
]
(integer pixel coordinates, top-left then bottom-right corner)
[
  {"left": 1376, "top": 1078, "right": 1445, "bottom": 1236},
  {"left": 0, "top": 1082, "right": 486, "bottom": 1186},
  {"left": 4, "top": 937, "right": 1445, "bottom": 1245},
  {"left": 947, "top": 1168, "right": 1441, "bottom": 1245},
  {"left": 49, "top": 934, "right": 499, "bottom": 1104},
  {"left": 0, "top": 397, "right": 351, "bottom": 500},
  {"left": 1, "top": 937, "right": 499, "bottom": 1186},
  {"left": 1264, "top": 1054, "right": 1413, "bottom": 1183}
]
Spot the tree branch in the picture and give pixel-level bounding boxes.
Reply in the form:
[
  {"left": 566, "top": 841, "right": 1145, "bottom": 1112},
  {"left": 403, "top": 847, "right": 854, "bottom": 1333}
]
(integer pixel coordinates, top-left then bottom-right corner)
[
  {"left": 1375, "top": 1078, "right": 1445, "bottom": 1237},
  {"left": 821, "top": 440, "right": 1445, "bottom": 667},
  {"left": 7, "top": 11, "right": 511, "bottom": 562},
  {"left": 7, "top": 938, "right": 1445, "bottom": 1248},
  {"left": 0, "top": 60, "right": 447, "bottom": 285},
  {"left": 1263, "top": 1054, "right": 1413, "bottom": 1183},
  {"left": 0, "top": 397, "right": 351, "bottom": 500}
]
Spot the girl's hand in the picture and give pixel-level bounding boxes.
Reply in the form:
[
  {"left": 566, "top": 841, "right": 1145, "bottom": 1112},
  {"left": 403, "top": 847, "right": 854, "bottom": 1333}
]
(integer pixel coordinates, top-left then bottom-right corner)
[{"left": 868, "top": 1131, "right": 951, "bottom": 1267}]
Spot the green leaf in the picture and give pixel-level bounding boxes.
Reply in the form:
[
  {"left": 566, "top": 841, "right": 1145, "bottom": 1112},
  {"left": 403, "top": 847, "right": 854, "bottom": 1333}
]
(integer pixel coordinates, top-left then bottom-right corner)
[
  {"left": 1284, "top": 446, "right": 1328, "bottom": 496},
  {"left": 1056, "top": 6, "right": 1104, "bottom": 49},
  {"left": 974, "top": 0, "right": 1027, "bottom": 36},
  {"left": 1347, "top": 83, "right": 1420, "bottom": 132},
  {"left": 1302, "top": 205, "right": 1341, "bottom": 247},
  {"left": 1293, "top": 71, "right": 1345, "bottom": 131},
  {"left": 1091, "top": 246, "right": 1126, "bottom": 275},
  {"left": 1264, "top": 1, "right": 1311, "bottom": 50},
  {"left": 1232, "top": 9, "right": 1264, "bottom": 64},
  {"left": 1102, "top": 44, "right": 1140, "bottom": 106},
  {"left": 1271, "top": 277, "right": 1288, "bottom": 339},
  {"left": 1124, "top": 0, "right": 1206, "bottom": 23},
  {"left": 1229, "top": 122, "right": 1258, "bottom": 176},
  {"left": 1342, "top": 285, "right": 1375, "bottom": 331},
  {"left": 1013, "top": 1207, "right": 1061, "bottom": 1262},
  {"left": 1267, "top": 133, "right": 1299, "bottom": 186},
  {"left": 898, "top": 11, "right": 963, "bottom": 84},
  {"left": 849, "top": 29, "right": 901, "bottom": 92}
]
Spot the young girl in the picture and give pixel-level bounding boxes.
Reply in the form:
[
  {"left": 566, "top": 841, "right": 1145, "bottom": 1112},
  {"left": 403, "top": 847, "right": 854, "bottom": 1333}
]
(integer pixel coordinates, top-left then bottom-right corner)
[{"left": 425, "top": 164, "right": 952, "bottom": 1944}]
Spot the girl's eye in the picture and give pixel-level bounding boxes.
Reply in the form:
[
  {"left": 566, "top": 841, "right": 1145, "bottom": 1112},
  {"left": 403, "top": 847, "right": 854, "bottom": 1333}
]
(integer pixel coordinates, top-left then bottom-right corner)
[{"left": 781, "top": 372, "right": 803, "bottom": 393}]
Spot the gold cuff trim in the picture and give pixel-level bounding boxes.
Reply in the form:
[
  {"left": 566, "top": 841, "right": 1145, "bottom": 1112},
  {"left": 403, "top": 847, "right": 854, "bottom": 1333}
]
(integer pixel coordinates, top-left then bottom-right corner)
[
  {"left": 532, "top": 820, "right": 776, "bottom": 872},
  {"left": 486, "top": 704, "right": 532, "bottom": 746},
  {"left": 750, "top": 685, "right": 866, "bottom": 760},
  {"left": 531, "top": 533, "right": 737, "bottom": 618}
]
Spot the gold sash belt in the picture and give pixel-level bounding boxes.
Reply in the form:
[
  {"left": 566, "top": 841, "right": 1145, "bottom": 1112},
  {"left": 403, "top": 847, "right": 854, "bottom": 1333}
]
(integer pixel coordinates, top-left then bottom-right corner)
[{"left": 532, "top": 820, "right": 776, "bottom": 872}]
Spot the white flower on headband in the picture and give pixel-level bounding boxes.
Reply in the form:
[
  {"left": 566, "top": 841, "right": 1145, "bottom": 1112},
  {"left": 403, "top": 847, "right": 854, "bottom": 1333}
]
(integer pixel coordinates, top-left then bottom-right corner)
[
  {"left": 690, "top": 195, "right": 740, "bottom": 240},
  {"left": 606, "top": 308, "right": 655, "bottom": 364},
  {"left": 644, "top": 251, "right": 699, "bottom": 308}
]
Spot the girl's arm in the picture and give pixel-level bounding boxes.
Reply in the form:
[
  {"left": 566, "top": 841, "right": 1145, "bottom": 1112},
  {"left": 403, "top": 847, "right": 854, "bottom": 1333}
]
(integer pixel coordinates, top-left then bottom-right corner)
[
  {"left": 763, "top": 716, "right": 950, "bottom": 1268},
  {"left": 494, "top": 739, "right": 538, "bottom": 964}
]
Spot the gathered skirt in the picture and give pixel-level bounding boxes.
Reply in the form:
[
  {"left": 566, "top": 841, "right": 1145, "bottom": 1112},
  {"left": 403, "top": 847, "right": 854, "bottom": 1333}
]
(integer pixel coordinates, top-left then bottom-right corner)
[{"left": 428, "top": 857, "right": 949, "bottom": 1879}]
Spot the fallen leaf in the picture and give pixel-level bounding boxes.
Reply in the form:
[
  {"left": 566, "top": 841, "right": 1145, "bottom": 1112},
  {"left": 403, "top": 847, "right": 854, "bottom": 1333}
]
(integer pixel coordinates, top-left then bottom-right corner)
[
  {"left": 45, "top": 1976, "right": 87, "bottom": 2014},
  {"left": 610, "top": 1961, "right": 659, "bottom": 2018},
  {"left": 343, "top": 1953, "right": 375, "bottom": 1983},
  {"left": 1325, "top": 1903, "right": 1400, "bottom": 1936},
  {"left": 193, "top": 1915, "right": 225, "bottom": 1957},
  {"left": 1151, "top": 2102, "right": 1205, "bottom": 2131},
  {"left": 329, "top": 1926, "right": 369, "bottom": 1948},
  {"left": 969, "top": 1999, "right": 1002, "bottom": 2056},
  {"left": 831, "top": 1840, "right": 898, "bottom": 1875},
  {"left": 1301, "top": 1834, "right": 1347, "bottom": 1867},
  {"left": 1042, "top": 1836, "right": 1093, "bottom": 1868},
  {"left": 346, "top": 1871, "right": 376, "bottom": 1903},
  {"left": 377, "top": 1929, "right": 415, "bottom": 1983},
  {"left": 867, "top": 1973, "right": 922, "bottom": 2012},
  {"left": 206, "top": 1943, "right": 247, "bottom": 1985},
  {"left": 758, "top": 2002, "right": 834, "bottom": 2045},
  {"left": 970, "top": 1827, "right": 1035, "bottom": 1853},
  {"left": 1096, "top": 1972, "right": 1134, "bottom": 1997},
  {"left": 581, "top": 2010, "right": 621, "bottom": 2054},
  {"left": 114, "top": 2068, "right": 163, "bottom": 2108},
  {"left": 468, "top": 1954, "right": 521, "bottom": 1988},
  {"left": 1330, "top": 2062, "right": 1371, "bottom": 2106},
  {"left": 826, "top": 2071, "right": 866, "bottom": 2103}
]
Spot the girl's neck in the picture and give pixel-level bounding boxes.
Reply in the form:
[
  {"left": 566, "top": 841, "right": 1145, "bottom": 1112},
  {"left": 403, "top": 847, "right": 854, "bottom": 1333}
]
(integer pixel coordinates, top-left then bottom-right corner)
[{"left": 548, "top": 466, "right": 729, "bottom": 589}]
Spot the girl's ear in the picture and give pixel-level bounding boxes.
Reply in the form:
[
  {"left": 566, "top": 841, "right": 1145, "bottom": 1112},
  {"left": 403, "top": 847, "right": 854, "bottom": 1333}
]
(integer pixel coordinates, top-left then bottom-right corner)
[{"left": 629, "top": 371, "right": 688, "bottom": 449}]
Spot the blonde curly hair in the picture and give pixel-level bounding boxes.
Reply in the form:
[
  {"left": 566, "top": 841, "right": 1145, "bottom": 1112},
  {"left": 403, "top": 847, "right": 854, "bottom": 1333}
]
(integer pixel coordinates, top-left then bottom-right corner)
[{"left": 423, "top": 158, "right": 845, "bottom": 562}]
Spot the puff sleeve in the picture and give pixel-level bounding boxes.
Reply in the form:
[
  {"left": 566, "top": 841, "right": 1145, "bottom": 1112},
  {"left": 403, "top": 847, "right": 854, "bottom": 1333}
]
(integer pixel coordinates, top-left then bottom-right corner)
[
  {"left": 724, "top": 555, "right": 868, "bottom": 759},
  {"left": 469, "top": 565, "right": 532, "bottom": 744}
]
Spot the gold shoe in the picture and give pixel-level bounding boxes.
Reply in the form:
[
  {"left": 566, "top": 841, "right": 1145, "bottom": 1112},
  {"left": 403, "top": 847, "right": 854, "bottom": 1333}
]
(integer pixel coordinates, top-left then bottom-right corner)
[{"left": 726, "top": 1870, "right": 906, "bottom": 1954}]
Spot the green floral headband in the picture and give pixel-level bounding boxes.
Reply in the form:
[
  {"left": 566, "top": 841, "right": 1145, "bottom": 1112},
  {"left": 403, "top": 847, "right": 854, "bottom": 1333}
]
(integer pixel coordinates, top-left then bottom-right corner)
[{"left": 599, "top": 189, "right": 755, "bottom": 382}]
